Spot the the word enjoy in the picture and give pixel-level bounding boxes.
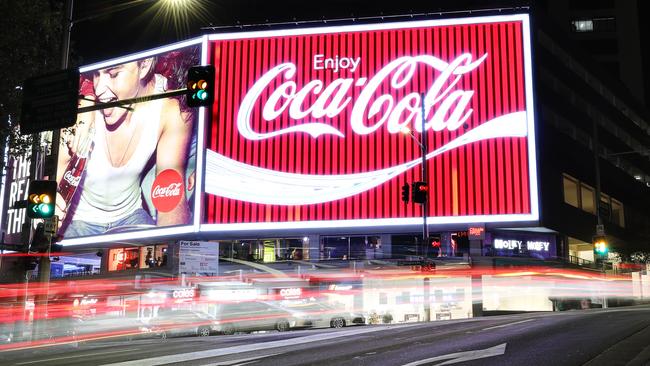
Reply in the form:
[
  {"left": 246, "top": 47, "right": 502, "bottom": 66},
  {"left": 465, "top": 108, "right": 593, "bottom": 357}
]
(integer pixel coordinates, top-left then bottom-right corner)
[{"left": 313, "top": 54, "right": 361, "bottom": 73}]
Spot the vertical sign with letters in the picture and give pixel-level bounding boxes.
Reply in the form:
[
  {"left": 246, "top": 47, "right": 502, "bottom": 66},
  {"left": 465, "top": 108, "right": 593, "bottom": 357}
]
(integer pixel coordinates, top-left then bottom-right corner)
[{"left": 1, "top": 153, "right": 31, "bottom": 243}]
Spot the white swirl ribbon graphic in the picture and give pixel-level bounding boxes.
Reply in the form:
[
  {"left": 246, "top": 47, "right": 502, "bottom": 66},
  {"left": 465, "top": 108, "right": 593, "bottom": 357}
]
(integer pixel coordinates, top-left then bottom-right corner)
[{"left": 205, "top": 111, "right": 527, "bottom": 205}]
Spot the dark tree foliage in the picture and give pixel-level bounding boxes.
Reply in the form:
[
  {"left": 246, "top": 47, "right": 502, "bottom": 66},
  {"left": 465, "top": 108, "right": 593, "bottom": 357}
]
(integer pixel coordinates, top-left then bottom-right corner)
[{"left": 0, "top": 0, "right": 64, "bottom": 161}]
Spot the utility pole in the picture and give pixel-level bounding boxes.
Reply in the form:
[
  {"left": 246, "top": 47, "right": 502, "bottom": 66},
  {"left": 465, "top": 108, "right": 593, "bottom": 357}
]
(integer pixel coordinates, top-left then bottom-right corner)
[
  {"left": 27, "top": 0, "right": 74, "bottom": 341},
  {"left": 420, "top": 93, "right": 429, "bottom": 257}
]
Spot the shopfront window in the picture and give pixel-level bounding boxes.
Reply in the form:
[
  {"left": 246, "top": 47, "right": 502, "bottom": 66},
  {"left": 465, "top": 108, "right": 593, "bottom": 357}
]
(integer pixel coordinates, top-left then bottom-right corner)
[
  {"left": 108, "top": 244, "right": 168, "bottom": 272},
  {"left": 391, "top": 235, "right": 420, "bottom": 258},
  {"left": 321, "top": 236, "right": 374, "bottom": 260},
  {"left": 108, "top": 248, "right": 139, "bottom": 271},
  {"left": 219, "top": 241, "right": 254, "bottom": 261},
  {"left": 285, "top": 239, "right": 305, "bottom": 260},
  {"left": 139, "top": 244, "right": 169, "bottom": 269},
  {"left": 218, "top": 239, "right": 308, "bottom": 263}
]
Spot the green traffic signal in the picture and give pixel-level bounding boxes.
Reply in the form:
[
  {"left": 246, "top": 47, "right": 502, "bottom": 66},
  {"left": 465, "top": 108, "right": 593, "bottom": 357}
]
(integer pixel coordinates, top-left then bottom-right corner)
[
  {"left": 186, "top": 66, "right": 215, "bottom": 107},
  {"left": 27, "top": 180, "right": 57, "bottom": 219},
  {"left": 593, "top": 236, "right": 608, "bottom": 257}
]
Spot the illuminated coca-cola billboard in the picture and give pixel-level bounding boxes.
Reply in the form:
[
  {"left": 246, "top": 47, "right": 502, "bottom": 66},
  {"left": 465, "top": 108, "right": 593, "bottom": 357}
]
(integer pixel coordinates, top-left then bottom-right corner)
[
  {"left": 58, "top": 40, "right": 203, "bottom": 245},
  {"left": 201, "top": 14, "right": 539, "bottom": 231}
]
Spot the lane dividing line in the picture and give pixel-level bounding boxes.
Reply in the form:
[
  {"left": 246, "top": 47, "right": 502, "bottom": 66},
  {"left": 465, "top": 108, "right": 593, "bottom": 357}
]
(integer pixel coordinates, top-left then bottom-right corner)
[
  {"left": 200, "top": 353, "right": 282, "bottom": 366},
  {"left": 481, "top": 319, "right": 535, "bottom": 331},
  {"left": 401, "top": 343, "right": 507, "bottom": 366},
  {"left": 101, "top": 324, "right": 423, "bottom": 366}
]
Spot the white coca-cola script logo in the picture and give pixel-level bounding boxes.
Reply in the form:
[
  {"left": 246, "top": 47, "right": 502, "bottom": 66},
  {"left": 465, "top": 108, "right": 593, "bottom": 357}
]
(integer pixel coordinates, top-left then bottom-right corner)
[
  {"left": 152, "top": 183, "right": 182, "bottom": 199},
  {"left": 63, "top": 170, "right": 81, "bottom": 187},
  {"left": 205, "top": 52, "right": 529, "bottom": 206},
  {"left": 238, "top": 53, "right": 487, "bottom": 140}
]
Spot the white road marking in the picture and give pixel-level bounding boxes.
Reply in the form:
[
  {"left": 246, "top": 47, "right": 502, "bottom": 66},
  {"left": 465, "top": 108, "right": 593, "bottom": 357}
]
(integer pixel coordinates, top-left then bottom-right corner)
[
  {"left": 15, "top": 348, "right": 141, "bottom": 365},
  {"left": 200, "top": 353, "right": 281, "bottom": 366},
  {"left": 481, "top": 318, "right": 535, "bottom": 331},
  {"left": 101, "top": 324, "right": 422, "bottom": 366},
  {"left": 401, "top": 343, "right": 507, "bottom": 366}
]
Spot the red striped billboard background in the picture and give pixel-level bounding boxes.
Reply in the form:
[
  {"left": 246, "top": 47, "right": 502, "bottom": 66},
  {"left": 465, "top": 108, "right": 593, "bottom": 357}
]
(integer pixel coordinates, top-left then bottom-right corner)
[{"left": 203, "top": 16, "right": 534, "bottom": 226}]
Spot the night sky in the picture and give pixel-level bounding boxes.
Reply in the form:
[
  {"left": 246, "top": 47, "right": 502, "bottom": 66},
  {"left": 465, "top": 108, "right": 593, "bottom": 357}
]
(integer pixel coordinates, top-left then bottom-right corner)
[
  {"left": 71, "top": 0, "right": 531, "bottom": 64},
  {"left": 70, "top": 0, "right": 650, "bottom": 108}
]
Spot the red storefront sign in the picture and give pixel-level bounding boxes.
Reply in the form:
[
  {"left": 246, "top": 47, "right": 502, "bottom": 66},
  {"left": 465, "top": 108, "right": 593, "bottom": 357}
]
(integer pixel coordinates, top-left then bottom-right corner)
[{"left": 201, "top": 14, "right": 538, "bottom": 229}]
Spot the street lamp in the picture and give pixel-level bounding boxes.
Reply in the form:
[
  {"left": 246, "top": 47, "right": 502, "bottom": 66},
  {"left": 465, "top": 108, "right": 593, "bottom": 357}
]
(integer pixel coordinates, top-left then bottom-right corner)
[{"left": 400, "top": 93, "right": 429, "bottom": 257}]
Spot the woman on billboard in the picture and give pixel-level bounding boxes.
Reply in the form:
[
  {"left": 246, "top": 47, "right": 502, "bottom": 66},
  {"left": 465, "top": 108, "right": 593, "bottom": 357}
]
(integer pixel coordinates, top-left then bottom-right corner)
[{"left": 56, "top": 47, "right": 199, "bottom": 239}]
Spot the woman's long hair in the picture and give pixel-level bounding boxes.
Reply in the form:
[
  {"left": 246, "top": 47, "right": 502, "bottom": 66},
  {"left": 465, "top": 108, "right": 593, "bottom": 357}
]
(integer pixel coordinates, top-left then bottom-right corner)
[{"left": 155, "top": 45, "right": 201, "bottom": 116}]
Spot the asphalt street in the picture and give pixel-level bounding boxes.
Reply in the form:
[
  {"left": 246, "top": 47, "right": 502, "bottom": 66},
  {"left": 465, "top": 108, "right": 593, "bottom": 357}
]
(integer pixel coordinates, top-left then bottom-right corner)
[{"left": 2, "top": 306, "right": 650, "bottom": 366}]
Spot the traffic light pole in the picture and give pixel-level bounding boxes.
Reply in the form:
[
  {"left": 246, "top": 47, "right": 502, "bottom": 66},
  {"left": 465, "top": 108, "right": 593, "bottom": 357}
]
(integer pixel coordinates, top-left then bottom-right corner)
[
  {"left": 420, "top": 94, "right": 429, "bottom": 257},
  {"left": 593, "top": 119, "right": 603, "bottom": 228},
  {"left": 33, "top": 245, "right": 51, "bottom": 341}
]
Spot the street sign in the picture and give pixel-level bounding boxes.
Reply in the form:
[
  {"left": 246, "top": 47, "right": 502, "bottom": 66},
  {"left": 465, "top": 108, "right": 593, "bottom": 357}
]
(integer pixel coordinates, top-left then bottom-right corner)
[
  {"left": 596, "top": 224, "right": 605, "bottom": 236},
  {"left": 43, "top": 216, "right": 59, "bottom": 236},
  {"left": 20, "top": 69, "right": 79, "bottom": 134}
]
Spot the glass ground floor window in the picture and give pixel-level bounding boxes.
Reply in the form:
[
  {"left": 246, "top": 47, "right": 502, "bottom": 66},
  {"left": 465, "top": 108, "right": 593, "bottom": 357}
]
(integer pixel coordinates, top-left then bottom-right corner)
[
  {"left": 320, "top": 236, "right": 381, "bottom": 260},
  {"left": 218, "top": 238, "right": 309, "bottom": 263},
  {"left": 107, "top": 244, "right": 169, "bottom": 271},
  {"left": 391, "top": 233, "right": 469, "bottom": 258}
]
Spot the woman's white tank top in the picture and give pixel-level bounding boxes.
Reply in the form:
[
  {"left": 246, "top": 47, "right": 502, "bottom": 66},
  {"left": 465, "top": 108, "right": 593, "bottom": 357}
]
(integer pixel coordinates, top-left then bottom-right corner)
[{"left": 73, "top": 75, "right": 165, "bottom": 223}]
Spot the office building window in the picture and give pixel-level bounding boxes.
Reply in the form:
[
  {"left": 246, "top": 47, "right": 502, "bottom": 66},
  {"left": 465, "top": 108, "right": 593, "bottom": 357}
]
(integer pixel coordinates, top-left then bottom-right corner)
[
  {"left": 563, "top": 174, "right": 579, "bottom": 207},
  {"left": 569, "top": 0, "right": 614, "bottom": 11},
  {"left": 580, "top": 183, "right": 596, "bottom": 214},
  {"left": 611, "top": 199, "right": 625, "bottom": 227},
  {"left": 572, "top": 20, "right": 594, "bottom": 32}
]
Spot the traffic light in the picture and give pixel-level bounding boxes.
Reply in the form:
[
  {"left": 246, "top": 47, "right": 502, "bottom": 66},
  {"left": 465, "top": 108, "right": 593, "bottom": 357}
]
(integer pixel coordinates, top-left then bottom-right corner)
[
  {"left": 51, "top": 233, "right": 64, "bottom": 253},
  {"left": 429, "top": 235, "right": 441, "bottom": 257},
  {"left": 186, "top": 65, "right": 215, "bottom": 107},
  {"left": 401, "top": 183, "right": 410, "bottom": 203},
  {"left": 24, "top": 257, "right": 39, "bottom": 271},
  {"left": 412, "top": 181, "right": 429, "bottom": 204},
  {"left": 27, "top": 180, "right": 57, "bottom": 219},
  {"left": 593, "top": 236, "right": 608, "bottom": 257},
  {"left": 29, "top": 223, "right": 50, "bottom": 253}
]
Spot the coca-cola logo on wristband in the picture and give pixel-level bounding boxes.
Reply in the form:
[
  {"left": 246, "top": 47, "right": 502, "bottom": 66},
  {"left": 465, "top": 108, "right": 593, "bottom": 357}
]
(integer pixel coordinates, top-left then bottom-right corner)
[{"left": 151, "top": 169, "right": 184, "bottom": 213}]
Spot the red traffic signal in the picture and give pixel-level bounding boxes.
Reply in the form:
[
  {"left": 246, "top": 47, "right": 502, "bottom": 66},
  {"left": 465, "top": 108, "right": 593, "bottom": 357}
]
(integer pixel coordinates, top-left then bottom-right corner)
[
  {"left": 401, "top": 183, "right": 410, "bottom": 203},
  {"left": 411, "top": 181, "right": 429, "bottom": 204}
]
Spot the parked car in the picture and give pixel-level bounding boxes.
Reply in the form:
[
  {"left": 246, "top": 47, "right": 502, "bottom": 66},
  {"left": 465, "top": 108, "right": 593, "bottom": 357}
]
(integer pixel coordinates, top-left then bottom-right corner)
[
  {"left": 277, "top": 302, "right": 365, "bottom": 329},
  {"left": 212, "top": 301, "right": 307, "bottom": 335},
  {"left": 141, "top": 309, "right": 219, "bottom": 339}
]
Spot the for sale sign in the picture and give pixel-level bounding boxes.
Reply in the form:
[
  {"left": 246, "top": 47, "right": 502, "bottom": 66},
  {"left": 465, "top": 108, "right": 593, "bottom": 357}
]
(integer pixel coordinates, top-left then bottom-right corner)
[{"left": 178, "top": 241, "right": 219, "bottom": 274}]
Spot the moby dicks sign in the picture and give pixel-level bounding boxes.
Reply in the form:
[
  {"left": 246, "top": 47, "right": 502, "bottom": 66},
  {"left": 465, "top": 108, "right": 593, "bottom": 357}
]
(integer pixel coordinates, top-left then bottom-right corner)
[{"left": 202, "top": 14, "right": 538, "bottom": 230}]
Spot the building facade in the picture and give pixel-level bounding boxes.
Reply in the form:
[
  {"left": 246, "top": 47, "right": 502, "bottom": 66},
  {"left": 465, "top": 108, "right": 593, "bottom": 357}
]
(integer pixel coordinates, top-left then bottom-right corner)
[{"left": 2, "top": 9, "right": 649, "bottom": 282}]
